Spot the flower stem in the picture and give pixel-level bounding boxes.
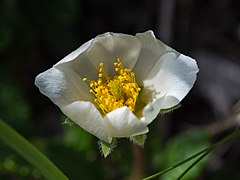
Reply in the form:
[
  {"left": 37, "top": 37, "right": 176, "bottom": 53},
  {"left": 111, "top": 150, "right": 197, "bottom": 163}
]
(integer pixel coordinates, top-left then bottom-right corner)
[
  {"left": 143, "top": 127, "right": 240, "bottom": 180},
  {"left": 130, "top": 144, "right": 145, "bottom": 180},
  {"left": 0, "top": 119, "right": 68, "bottom": 180}
]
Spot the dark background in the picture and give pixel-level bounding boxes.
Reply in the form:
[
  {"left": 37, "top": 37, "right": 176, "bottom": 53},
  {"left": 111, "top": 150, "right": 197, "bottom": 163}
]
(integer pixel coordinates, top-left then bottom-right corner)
[{"left": 1, "top": 0, "right": 240, "bottom": 179}]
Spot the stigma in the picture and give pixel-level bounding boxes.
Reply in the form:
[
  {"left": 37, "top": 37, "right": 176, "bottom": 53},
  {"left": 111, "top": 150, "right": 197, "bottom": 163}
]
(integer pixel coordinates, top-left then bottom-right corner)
[{"left": 83, "top": 58, "right": 141, "bottom": 114}]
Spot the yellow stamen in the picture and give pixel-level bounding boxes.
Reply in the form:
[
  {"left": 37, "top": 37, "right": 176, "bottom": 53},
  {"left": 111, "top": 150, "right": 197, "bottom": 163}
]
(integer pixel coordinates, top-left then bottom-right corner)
[{"left": 83, "top": 58, "right": 141, "bottom": 114}]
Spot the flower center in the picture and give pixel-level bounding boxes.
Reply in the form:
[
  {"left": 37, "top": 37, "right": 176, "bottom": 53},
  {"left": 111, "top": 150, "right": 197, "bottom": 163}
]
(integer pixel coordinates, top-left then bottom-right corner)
[{"left": 83, "top": 58, "right": 141, "bottom": 114}]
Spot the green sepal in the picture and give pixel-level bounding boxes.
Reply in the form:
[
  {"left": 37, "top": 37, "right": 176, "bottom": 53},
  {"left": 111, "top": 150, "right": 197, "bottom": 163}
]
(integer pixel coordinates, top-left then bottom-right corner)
[
  {"left": 99, "top": 138, "right": 117, "bottom": 158},
  {"left": 63, "top": 118, "right": 76, "bottom": 126},
  {"left": 130, "top": 134, "right": 147, "bottom": 147},
  {"left": 160, "top": 103, "right": 182, "bottom": 114}
]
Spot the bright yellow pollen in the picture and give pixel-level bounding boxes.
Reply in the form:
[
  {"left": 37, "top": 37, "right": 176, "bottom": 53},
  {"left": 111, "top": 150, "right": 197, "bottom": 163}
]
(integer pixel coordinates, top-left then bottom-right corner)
[{"left": 83, "top": 58, "right": 141, "bottom": 114}]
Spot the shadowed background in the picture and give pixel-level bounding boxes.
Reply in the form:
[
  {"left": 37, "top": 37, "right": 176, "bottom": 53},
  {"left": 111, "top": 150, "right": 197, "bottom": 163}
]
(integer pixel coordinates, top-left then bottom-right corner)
[{"left": 1, "top": 0, "right": 240, "bottom": 179}]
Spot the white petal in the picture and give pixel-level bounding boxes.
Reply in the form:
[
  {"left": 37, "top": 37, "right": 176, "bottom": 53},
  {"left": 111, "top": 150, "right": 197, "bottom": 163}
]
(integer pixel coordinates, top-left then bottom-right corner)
[
  {"left": 86, "top": 32, "right": 142, "bottom": 75},
  {"left": 56, "top": 39, "right": 93, "bottom": 65},
  {"left": 55, "top": 44, "right": 98, "bottom": 81},
  {"left": 61, "top": 101, "right": 111, "bottom": 143},
  {"left": 140, "top": 95, "right": 166, "bottom": 125},
  {"left": 143, "top": 52, "right": 199, "bottom": 109},
  {"left": 55, "top": 32, "right": 142, "bottom": 79},
  {"left": 35, "top": 67, "right": 93, "bottom": 107},
  {"left": 133, "top": 30, "right": 174, "bottom": 84},
  {"left": 104, "top": 106, "right": 148, "bottom": 137}
]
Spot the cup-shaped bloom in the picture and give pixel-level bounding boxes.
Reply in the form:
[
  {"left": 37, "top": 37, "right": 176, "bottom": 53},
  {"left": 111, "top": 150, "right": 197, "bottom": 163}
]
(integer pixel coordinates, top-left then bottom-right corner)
[{"left": 35, "top": 31, "right": 198, "bottom": 143}]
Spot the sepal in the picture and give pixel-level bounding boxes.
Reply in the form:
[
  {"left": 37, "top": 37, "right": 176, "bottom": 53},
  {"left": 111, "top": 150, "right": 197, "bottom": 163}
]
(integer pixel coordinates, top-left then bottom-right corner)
[
  {"left": 130, "top": 134, "right": 147, "bottom": 147},
  {"left": 99, "top": 138, "right": 117, "bottom": 158}
]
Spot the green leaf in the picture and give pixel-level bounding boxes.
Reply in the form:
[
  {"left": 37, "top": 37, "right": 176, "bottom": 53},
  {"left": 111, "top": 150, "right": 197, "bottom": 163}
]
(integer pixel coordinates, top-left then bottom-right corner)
[
  {"left": 99, "top": 138, "right": 117, "bottom": 158},
  {"left": 0, "top": 119, "right": 68, "bottom": 180},
  {"left": 160, "top": 103, "right": 182, "bottom": 114},
  {"left": 130, "top": 134, "right": 147, "bottom": 147}
]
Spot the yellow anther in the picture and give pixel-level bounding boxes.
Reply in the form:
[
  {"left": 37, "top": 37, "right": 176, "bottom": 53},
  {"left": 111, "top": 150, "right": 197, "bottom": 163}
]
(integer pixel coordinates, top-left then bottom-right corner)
[
  {"left": 99, "top": 68, "right": 103, "bottom": 73},
  {"left": 83, "top": 58, "right": 141, "bottom": 114},
  {"left": 97, "top": 79, "right": 102, "bottom": 85},
  {"left": 94, "top": 88, "right": 100, "bottom": 93},
  {"left": 129, "top": 106, "right": 134, "bottom": 111}
]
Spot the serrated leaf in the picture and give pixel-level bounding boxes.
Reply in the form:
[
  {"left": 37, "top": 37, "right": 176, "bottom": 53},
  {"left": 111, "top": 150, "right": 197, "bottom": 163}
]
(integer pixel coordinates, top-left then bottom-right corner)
[
  {"left": 63, "top": 118, "right": 76, "bottom": 126},
  {"left": 130, "top": 134, "right": 147, "bottom": 147},
  {"left": 99, "top": 138, "right": 117, "bottom": 158},
  {"left": 160, "top": 103, "right": 182, "bottom": 114}
]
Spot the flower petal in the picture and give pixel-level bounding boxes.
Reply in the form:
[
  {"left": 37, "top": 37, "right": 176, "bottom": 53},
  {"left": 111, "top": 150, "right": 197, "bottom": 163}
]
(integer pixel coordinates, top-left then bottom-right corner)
[
  {"left": 104, "top": 106, "right": 148, "bottom": 137},
  {"left": 35, "top": 67, "right": 93, "bottom": 107},
  {"left": 54, "top": 40, "right": 98, "bottom": 81},
  {"left": 61, "top": 101, "right": 111, "bottom": 143},
  {"left": 140, "top": 95, "right": 166, "bottom": 125},
  {"left": 86, "top": 32, "right": 142, "bottom": 75},
  {"left": 143, "top": 52, "right": 199, "bottom": 109},
  {"left": 56, "top": 39, "right": 93, "bottom": 65},
  {"left": 133, "top": 30, "right": 174, "bottom": 84}
]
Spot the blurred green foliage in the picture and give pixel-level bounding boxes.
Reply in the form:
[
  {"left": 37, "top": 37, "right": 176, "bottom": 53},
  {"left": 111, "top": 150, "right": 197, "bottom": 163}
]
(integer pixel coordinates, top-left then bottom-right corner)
[
  {"left": 0, "top": 67, "right": 38, "bottom": 178},
  {"left": 0, "top": 71, "right": 33, "bottom": 133},
  {"left": 161, "top": 130, "right": 210, "bottom": 180}
]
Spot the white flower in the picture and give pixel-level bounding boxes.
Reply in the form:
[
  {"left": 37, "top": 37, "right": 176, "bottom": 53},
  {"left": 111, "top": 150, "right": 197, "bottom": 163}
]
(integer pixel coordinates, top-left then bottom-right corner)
[{"left": 35, "top": 31, "right": 198, "bottom": 143}]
